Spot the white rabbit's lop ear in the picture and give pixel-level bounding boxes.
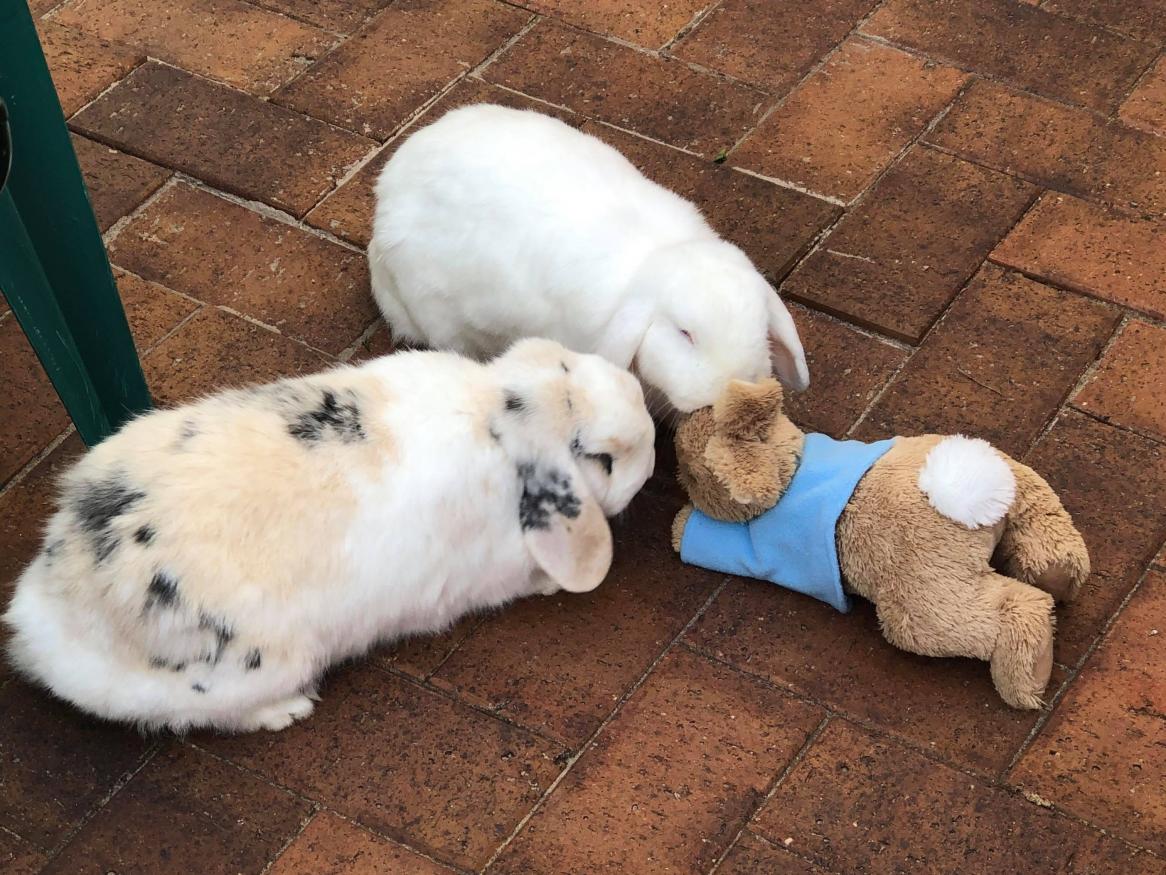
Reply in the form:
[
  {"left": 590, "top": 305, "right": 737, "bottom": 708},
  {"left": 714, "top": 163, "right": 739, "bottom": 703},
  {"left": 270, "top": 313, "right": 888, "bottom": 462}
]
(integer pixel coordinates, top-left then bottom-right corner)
[
  {"left": 766, "top": 294, "right": 810, "bottom": 392},
  {"left": 519, "top": 457, "right": 613, "bottom": 594}
]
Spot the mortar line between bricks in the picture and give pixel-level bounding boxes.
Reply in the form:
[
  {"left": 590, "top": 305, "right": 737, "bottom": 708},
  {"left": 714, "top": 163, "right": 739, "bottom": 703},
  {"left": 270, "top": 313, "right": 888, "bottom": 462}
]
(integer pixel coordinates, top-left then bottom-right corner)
[
  {"left": 841, "top": 187, "right": 1045, "bottom": 440},
  {"left": 259, "top": 3, "right": 383, "bottom": 96},
  {"left": 101, "top": 174, "right": 184, "bottom": 248},
  {"left": 723, "top": 828, "right": 847, "bottom": 875},
  {"left": 681, "top": 641, "right": 1005, "bottom": 783},
  {"left": 660, "top": 0, "right": 723, "bottom": 52},
  {"left": 853, "top": 31, "right": 1151, "bottom": 120},
  {"left": 478, "top": 578, "right": 732, "bottom": 873},
  {"left": 38, "top": 741, "right": 162, "bottom": 863},
  {"left": 680, "top": 639, "right": 1165, "bottom": 855},
  {"left": 184, "top": 737, "right": 333, "bottom": 809},
  {"left": 1018, "top": 3, "right": 1166, "bottom": 51},
  {"left": 235, "top": 0, "right": 351, "bottom": 40},
  {"left": 63, "top": 57, "right": 149, "bottom": 123},
  {"left": 300, "top": 12, "right": 541, "bottom": 219},
  {"left": 336, "top": 317, "right": 385, "bottom": 363},
  {"left": 720, "top": 0, "right": 895, "bottom": 163},
  {"left": 706, "top": 714, "right": 834, "bottom": 875},
  {"left": 1021, "top": 311, "right": 1128, "bottom": 456},
  {"left": 0, "top": 425, "right": 75, "bottom": 503},
  {"left": 368, "top": 660, "right": 571, "bottom": 751},
  {"left": 987, "top": 255, "right": 1166, "bottom": 320},
  {"left": 730, "top": 166, "right": 846, "bottom": 206},
  {"left": 1068, "top": 406, "right": 1166, "bottom": 448},
  {"left": 998, "top": 664, "right": 1080, "bottom": 782},
  {"left": 256, "top": 802, "right": 323, "bottom": 875},
  {"left": 212, "top": 304, "right": 340, "bottom": 361},
  {"left": 1117, "top": 47, "right": 1166, "bottom": 108},
  {"left": 415, "top": 614, "right": 491, "bottom": 682},
  {"left": 765, "top": 77, "right": 976, "bottom": 332}
]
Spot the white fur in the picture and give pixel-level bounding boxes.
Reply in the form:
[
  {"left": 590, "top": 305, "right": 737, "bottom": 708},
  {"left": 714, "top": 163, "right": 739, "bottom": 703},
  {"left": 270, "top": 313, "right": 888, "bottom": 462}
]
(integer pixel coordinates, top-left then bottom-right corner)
[
  {"left": 368, "top": 104, "right": 809, "bottom": 413},
  {"left": 3, "top": 340, "right": 654, "bottom": 733},
  {"left": 918, "top": 436, "right": 1016, "bottom": 529}
]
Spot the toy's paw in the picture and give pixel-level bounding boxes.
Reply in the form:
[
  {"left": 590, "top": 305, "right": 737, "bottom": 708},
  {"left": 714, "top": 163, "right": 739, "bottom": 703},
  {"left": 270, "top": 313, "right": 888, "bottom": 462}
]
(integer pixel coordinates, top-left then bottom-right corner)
[
  {"left": 1032, "top": 558, "right": 1083, "bottom": 604},
  {"left": 672, "top": 506, "right": 693, "bottom": 553},
  {"left": 991, "top": 611, "right": 1054, "bottom": 710}
]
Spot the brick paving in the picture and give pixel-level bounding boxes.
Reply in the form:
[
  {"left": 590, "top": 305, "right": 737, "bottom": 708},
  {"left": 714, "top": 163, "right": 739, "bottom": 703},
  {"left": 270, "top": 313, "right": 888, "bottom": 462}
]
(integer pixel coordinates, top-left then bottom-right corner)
[{"left": 1, "top": 1, "right": 1164, "bottom": 872}]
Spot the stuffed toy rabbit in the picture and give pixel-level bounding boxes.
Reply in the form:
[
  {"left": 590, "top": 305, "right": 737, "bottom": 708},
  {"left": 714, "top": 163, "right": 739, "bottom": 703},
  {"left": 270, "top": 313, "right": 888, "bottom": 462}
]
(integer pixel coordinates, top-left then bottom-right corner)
[
  {"left": 671, "top": 379, "right": 1089, "bottom": 709},
  {"left": 4, "top": 339, "right": 655, "bottom": 733},
  {"left": 368, "top": 104, "right": 809, "bottom": 413}
]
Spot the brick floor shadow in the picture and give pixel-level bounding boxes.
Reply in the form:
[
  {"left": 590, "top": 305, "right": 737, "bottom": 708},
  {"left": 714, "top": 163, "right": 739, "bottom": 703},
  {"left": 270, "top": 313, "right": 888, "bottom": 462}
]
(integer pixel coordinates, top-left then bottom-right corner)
[{"left": 2, "top": 1, "right": 1164, "bottom": 872}]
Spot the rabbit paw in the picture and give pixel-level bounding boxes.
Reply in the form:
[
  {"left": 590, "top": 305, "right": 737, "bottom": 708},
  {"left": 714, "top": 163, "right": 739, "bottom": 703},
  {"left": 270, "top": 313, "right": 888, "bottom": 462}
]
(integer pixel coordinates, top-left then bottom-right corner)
[{"left": 247, "top": 694, "right": 316, "bottom": 731}]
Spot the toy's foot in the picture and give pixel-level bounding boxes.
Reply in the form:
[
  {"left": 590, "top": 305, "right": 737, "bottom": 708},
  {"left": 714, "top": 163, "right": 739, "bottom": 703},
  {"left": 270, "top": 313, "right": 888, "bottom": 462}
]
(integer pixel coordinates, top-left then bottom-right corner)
[
  {"left": 991, "top": 614, "right": 1054, "bottom": 710},
  {"left": 671, "top": 506, "right": 693, "bottom": 553},
  {"left": 1031, "top": 558, "right": 1082, "bottom": 604}
]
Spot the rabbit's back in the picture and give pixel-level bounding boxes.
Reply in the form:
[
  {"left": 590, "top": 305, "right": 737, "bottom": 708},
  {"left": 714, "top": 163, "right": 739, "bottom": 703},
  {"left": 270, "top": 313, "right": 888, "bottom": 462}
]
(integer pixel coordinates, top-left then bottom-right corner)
[{"left": 370, "top": 105, "right": 713, "bottom": 356}]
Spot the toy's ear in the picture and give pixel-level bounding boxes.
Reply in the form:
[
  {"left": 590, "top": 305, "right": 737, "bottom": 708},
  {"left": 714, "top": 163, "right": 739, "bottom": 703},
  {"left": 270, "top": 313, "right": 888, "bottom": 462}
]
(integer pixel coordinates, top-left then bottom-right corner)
[
  {"left": 521, "top": 456, "right": 613, "bottom": 594},
  {"left": 712, "top": 379, "right": 783, "bottom": 441},
  {"left": 704, "top": 380, "right": 786, "bottom": 508}
]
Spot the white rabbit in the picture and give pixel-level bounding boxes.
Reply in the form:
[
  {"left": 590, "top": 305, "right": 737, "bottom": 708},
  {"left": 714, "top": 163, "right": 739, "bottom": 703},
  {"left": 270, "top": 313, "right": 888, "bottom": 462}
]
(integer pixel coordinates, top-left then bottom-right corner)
[
  {"left": 3, "top": 339, "right": 654, "bottom": 733},
  {"left": 368, "top": 103, "right": 809, "bottom": 414}
]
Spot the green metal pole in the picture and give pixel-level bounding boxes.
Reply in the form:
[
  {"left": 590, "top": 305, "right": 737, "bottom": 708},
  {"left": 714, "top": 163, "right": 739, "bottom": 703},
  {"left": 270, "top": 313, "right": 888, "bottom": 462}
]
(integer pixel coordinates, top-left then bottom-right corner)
[{"left": 0, "top": 0, "right": 151, "bottom": 445}]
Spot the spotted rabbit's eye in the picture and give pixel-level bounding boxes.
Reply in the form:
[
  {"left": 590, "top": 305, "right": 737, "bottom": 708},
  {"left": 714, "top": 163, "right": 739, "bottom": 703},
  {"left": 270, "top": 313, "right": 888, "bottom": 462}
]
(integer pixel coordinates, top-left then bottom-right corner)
[
  {"left": 679, "top": 328, "right": 694, "bottom": 345},
  {"left": 587, "top": 452, "right": 614, "bottom": 476}
]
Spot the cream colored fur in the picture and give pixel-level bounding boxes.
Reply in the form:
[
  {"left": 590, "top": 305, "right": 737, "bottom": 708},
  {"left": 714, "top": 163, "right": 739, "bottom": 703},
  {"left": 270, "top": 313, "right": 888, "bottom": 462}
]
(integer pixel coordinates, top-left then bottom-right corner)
[
  {"left": 672, "top": 379, "right": 1089, "bottom": 710},
  {"left": 4, "top": 339, "right": 655, "bottom": 733}
]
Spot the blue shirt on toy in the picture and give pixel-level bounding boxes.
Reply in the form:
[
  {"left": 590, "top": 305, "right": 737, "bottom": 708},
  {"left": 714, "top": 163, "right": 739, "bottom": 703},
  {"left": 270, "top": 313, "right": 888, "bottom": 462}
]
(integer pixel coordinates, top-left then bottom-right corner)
[{"left": 679, "top": 433, "right": 895, "bottom": 612}]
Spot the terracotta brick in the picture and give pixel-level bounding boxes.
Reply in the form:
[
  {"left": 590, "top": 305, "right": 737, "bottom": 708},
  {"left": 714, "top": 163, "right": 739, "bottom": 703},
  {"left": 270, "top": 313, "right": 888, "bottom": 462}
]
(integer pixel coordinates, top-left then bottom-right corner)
[
  {"left": 485, "top": 22, "right": 767, "bottom": 157},
  {"left": 863, "top": 0, "right": 1156, "bottom": 112},
  {"left": 72, "top": 134, "right": 169, "bottom": 232},
  {"left": 201, "top": 663, "right": 563, "bottom": 870},
  {"left": 110, "top": 184, "right": 375, "bottom": 355},
  {"left": 853, "top": 265, "right": 1119, "bottom": 458},
  {"left": 1023, "top": 411, "right": 1166, "bottom": 664},
  {"left": 1121, "top": 55, "right": 1166, "bottom": 136},
  {"left": 491, "top": 648, "right": 824, "bottom": 875},
  {"left": 755, "top": 720, "right": 1158, "bottom": 874},
  {"left": 0, "top": 682, "right": 151, "bottom": 848},
  {"left": 674, "top": 0, "right": 879, "bottom": 93},
  {"left": 1043, "top": 0, "right": 1166, "bottom": 44},
  {"left": 275, "top": 0, "right": 530, "bottom": 139},
  {"left": 521, "top": 0, "right": 706, "bottom": 49},
  {"left": 782, "top": 305, "right": 907, "bottom": 439},
  {"left": 0, "top": 831, "right": 46, "bottom": 875},
  {"left": 305, "top": 77, "right": 581, "bottom": 247},
  {"left": 1012, "top": 571, "right": 1166, "bottom": 855},
  {"left": 0, "top": 317, "right": 71, "bottom": 488},
  {"left": 44, "top": 744, "right": 312, "bottom": 875},
  {"left": 346, "top": 320, "right": 397, "bottom": 363},
  {"left": 0, "top": 436, "right": 84, "bottom": 595},
  {"left": 431, "top": 485, "right": 719, "bottom": 746},
  {"left": 718, "top": 832, "right": 829, "bottom": 875},
  {"left": 268, "top": 812, "right": 456, "bottom": 875},
  {"left": 53, "top": 0, "right": 335, "bottom": 95},
  {"left": 992, "top": 193, "right": 1166, "bottom": 321},
  {"left": 142, "top": 307, "right": 330, "bottom": 406},
  {"left": 687, "top": 585, "right": 1062, "bottom": 776},
  {"left": 375, "top": 614, "right": 483, "bottom": 680},
  {"left": 245, "top": 0, "right": 391, "bottom": 34},
  {"left": 784, "top": 147, "right": 1035, "bottom": 343},
  {"left": 927, "top": 80, "right": 1166, "bottom": 215},
  {"left": 38, "top": 20, "right": 141, "bottom": 117},
  {"left": 731, "top": 40, "right": 967, "bottom": 201},
  {"left": 72, "top": 63, "right": 375, "bottom": 218},
  {"left": 1074, "top": 321, "right": 1166, "bottom": 442},
  {"left": 113, "top": 268, "right": 198, "bottom": 354},
  {"left": 585, "top": 123, "right": 840, "bottom": 285}
]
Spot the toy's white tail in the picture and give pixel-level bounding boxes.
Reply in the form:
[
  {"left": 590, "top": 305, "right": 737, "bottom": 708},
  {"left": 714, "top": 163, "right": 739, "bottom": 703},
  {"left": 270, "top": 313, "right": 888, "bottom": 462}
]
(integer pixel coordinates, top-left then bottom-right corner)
[{"left": 918, "top": 435, "right": 1016, "bottom": 529}]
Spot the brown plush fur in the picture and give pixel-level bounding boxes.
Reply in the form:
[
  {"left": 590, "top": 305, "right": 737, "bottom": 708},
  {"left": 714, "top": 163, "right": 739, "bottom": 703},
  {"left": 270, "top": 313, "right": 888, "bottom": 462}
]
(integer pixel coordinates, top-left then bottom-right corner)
[{"left": 673, "top": 379, "right": 1089, "bottom": 709}]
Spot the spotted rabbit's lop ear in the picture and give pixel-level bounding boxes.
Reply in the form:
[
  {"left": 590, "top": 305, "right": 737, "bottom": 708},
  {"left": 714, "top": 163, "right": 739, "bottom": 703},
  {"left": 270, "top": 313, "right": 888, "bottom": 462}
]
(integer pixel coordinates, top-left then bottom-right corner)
[{"left": 519, "top": 455, "right": 613, "bottom": 593}]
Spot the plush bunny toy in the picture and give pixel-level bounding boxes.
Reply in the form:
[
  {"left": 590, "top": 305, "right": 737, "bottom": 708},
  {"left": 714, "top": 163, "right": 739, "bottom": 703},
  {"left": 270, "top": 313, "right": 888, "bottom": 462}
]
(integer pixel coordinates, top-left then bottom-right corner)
[{"left": 671, "top": 379, "right": 1089, "bottom": 709}]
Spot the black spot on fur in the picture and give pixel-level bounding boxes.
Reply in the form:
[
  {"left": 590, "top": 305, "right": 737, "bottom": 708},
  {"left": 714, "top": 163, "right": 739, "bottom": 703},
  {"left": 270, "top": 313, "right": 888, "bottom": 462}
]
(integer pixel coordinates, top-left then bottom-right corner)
[
  {"left": 199, "top": 612, "right": 234, "bottom": 664},
  {"left": 73, "top": 475, "right": 145, "bottom": 562},
  {"left": 148, "top": 657, "right": 187, "bottom": 672},
  {"left": 191, "top": 683, "right": 208, "bottom": 694},
  {"left": 178, "top": 419, "right": 199, "bottom": 447},
  {"left": 588, "top": 452, "right": 614, "bottom": 476},
  {"left": 134, "top": 525, "right": 156, "bottom": 545},
  {"left": 145, "top": 572, "right": 179, "bottom": 610},
  {"left": 288, "top": 388, "right": 365, "bottom": 444},
  {"left": 243, "top": 649, "right": 262, "bottom": 671},
  {"left": 560, "top": 361, "right": 569, "bottom": 374},
  {"left": 44, "top": 538, "right": 64, "bottom": 561},
  {"left": 504, "top": 391, "right": 527, "bottom": 414},
  {"left": 518, "top": 463, "right": 581, "bottom": 531}
]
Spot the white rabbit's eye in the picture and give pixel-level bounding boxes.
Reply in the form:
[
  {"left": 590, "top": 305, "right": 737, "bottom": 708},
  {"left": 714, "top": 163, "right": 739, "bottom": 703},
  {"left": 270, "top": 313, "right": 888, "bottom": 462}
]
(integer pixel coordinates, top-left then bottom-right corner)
[{"left": 679, "top": 329, "right": 694, "bottom": 345}]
